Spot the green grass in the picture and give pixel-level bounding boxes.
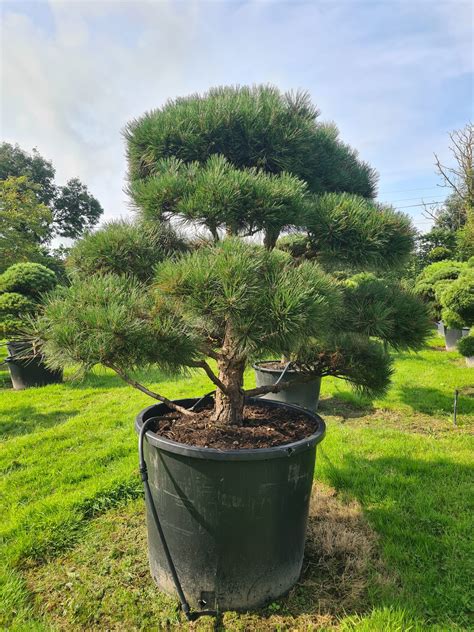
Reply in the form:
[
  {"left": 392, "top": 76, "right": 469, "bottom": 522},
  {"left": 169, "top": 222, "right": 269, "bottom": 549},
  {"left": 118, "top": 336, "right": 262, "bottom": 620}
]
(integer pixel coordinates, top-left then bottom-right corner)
[{"left": 1, "top": 335, "right": 473, "bottom": 630}]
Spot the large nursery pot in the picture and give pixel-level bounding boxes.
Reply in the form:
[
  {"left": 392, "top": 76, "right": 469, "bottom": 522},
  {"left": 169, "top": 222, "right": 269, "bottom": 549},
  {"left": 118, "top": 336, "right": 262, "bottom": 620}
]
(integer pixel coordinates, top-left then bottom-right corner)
[
  {"left": 135, "top": 396, "right": 326, "bottom": 612},
  {"left": 5, "top": 340, "right": 63, "bottom": 390},
  {"left": 253, "top": 361, "right": 322, "bottom": 411},
  {"left": 444, "top": 327, "right": 470, "bottom": 351},
  {"left": 444, "top": 328, "right": 463, "bottom": 351}
]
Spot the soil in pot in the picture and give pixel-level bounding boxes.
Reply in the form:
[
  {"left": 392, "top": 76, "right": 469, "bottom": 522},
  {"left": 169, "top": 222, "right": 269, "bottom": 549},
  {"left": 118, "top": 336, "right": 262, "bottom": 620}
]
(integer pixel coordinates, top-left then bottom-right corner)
[{"left": 152, "top": 402, "right": 319, "bottom": 449}]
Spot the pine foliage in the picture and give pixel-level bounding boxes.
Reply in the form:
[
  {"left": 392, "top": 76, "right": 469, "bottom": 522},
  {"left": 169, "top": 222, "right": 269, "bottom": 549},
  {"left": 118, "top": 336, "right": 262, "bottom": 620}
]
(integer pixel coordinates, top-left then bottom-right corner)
[
  {"left": 67, "top": 220, "right": 186, "bottom": 283},
  {"left": 303, "top": 193, "right": 414, "bottom": 270}
]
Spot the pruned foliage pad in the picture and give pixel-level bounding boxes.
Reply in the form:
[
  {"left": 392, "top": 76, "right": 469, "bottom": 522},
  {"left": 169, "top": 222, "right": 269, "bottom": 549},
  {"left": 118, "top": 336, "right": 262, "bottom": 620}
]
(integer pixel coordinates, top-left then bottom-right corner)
[{"left": 26, "top": 485, "right": 394, "bottom": 631}]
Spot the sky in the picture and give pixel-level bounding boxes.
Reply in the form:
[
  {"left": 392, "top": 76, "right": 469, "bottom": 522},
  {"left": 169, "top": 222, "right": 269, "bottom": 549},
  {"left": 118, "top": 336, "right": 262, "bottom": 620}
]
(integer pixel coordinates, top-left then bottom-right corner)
[{"left": 1, "top": 0, "right": 473, "bottom": 234}]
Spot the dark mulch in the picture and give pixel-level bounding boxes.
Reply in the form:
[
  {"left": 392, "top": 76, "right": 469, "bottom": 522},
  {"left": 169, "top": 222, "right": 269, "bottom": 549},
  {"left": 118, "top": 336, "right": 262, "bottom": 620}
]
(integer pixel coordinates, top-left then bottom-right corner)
[{"left": 152, "top": 403, "right": 319, "bottom": 450}]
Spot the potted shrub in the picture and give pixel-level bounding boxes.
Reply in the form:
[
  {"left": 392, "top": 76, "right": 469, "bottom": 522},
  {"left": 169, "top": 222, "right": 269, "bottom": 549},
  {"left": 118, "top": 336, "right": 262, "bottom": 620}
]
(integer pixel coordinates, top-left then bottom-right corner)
[
  {"left": 458, "top": 333, "right": 474, "bottom": 367},
  {"left": 0, "top": 262, "right": 61, "bottom": 389},
  {"left": 442, "top": 309, "right": 466, "bottom": 350},
  {"left": 35, "top": 239, "right": 384, "bottom": 611},
  {"left": 32, "top": 86, "right": 424, "bottom": 614},
  {"left": 256, "top": 204, "right": 430, "bottom": 410},
  {"left": 439, "top": 269, "right": 474, "bottom": 351},
  {"left": 414, "top": 259, "right": 468, "bottom": 336},
  {"left": 254, "top": 271, "right": 432, "bottom": 410}
]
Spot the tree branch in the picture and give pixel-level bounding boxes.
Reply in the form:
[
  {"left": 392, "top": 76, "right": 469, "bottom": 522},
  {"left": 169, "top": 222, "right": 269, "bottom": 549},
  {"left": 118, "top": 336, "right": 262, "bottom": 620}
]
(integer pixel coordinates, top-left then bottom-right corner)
[
  {"left": 204, "top": 347, "right": 221, "bottom": 361},
  {"left": 244, "top": 374, "right": 317, "bottom": 398},
  {"left": 434, "top": 151, "right": 469, "bottom": 201},
  {"left": 191, "top": 360, "right": 229, "bottom": 394},
  {"left": 421, "top": 201, "right": 440, "bottom": 222},
  {"left": 107, "top": 364, "right": 196, "bottom": 417}
]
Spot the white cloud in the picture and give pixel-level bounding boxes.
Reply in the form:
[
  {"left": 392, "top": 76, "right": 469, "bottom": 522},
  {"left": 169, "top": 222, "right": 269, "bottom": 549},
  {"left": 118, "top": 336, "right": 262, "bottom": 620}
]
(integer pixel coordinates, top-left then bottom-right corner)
[{"left": 1, "top": 0, "right": 472, "bottom": 234}]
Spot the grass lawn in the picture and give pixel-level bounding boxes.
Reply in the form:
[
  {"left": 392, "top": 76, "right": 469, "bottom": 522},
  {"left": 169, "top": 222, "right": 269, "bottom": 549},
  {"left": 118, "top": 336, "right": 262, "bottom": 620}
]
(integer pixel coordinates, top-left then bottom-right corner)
[{"left": 1, "top": 335, "right": 473, "bottom": 630}]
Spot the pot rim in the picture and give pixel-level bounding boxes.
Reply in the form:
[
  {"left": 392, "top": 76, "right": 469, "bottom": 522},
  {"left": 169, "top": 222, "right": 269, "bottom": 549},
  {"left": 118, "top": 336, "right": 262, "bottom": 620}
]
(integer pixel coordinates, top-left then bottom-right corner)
[
  {"left": 135, "top": 396, "right": 325, "bottom": 461},
  {"left": 252, "top": 360, "right": 322, "bottom": 378}
]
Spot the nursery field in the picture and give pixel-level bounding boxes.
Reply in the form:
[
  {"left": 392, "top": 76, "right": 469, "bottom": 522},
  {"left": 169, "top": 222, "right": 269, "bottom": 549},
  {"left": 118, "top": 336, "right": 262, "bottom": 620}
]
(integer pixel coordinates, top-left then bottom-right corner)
[{"left": 1, "top": 334, "right": 473, "bottom": 631}]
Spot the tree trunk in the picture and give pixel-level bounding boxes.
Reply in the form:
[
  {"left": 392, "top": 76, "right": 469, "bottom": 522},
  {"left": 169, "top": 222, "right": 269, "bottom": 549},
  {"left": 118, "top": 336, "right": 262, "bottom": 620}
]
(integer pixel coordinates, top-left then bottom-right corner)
[
  {"left": 212, "top": 355, "right": 246, "bottom": 426},
  {"left": 208, "top": 224, "right": 219, "bottom": 242},
  {"left": 263, "top": 226, "right": 280, "bottom": 250}
]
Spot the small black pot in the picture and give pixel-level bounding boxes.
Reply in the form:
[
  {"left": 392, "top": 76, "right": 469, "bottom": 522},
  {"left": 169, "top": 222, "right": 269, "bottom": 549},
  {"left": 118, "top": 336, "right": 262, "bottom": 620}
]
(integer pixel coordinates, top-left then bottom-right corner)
[
  {"left": 5, "top": 340, "right": 62, "bottom": 390},
  {"left": 253, "top": 361, "right": 321, "bottom": 411},
  {"left": 135, "top": 397, "right": 325, "bottom": 611}
]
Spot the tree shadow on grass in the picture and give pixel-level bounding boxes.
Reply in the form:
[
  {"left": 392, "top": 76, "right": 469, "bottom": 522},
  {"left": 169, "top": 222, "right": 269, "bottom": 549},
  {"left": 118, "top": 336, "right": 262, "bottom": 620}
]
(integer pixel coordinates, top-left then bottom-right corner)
[
  {"left": 399, "top": 385, "right": 474, "bottom": 416},
  {"left": 0, "top": 405, "right": 79, "bottom": 439},
  {"left": 320, "top": 451, "right": 473, "bottom": 628},
  {"left": 318, "top": 396, "right": 374, "bottom": 421},
  {"left": 25, "top": 484, "right": 394, "bottom": 631},
  {"left": 23, "top": 452, "right": 473, "bottom": 629}
]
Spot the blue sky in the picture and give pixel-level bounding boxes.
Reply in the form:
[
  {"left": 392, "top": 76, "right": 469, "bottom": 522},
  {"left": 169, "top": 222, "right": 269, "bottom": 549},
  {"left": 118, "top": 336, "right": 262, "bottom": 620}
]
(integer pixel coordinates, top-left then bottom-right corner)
[{"left": 1, "top": 0, "right": 473, "bottom": 233}]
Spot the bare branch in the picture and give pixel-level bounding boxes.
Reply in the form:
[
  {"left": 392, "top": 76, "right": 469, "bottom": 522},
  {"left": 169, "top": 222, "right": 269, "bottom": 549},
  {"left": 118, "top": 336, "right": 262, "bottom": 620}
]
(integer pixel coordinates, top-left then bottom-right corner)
[
  {"left": 434, "top": 123, "right": 474, "bottom": 210},
  {"left": 421, "top": 201, "right": 440, "bottom": 222},
  {"left": 434, "top": 152, "right": 465, "bottom": 199},
  {"left": 106, "top": 364, "right": 196, "bottom": 417}
]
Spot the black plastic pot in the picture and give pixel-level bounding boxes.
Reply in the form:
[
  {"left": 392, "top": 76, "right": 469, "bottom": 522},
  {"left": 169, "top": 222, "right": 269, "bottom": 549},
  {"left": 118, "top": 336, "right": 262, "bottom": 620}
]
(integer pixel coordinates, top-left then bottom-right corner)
[
  {"left": 135, "top": 397, "right": 325, "bottom": 612},
  {"left": 253, "top": 361, "right": 321, "bottom": 411},
  {"left": 5, "top": 340, "right": 62, "bottom": 390}
]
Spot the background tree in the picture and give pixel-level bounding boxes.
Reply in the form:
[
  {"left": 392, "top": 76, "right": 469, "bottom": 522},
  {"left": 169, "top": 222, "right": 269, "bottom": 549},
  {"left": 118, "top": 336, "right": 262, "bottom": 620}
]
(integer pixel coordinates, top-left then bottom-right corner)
[
  {"left": 439, "top": 267, "right": 474, "bottom": 330},
  {"left": 457, "top": 333, "right": 474, "bottom": 361},
  {"left": 0, "top": 177, "right": 52, "bottom": 272},
  {"left": 415, "top": 227, "right": 457, "bottom": 268},
  {"left": 0, "top": 143, "right": 56, "bottom": 206},
  {"left": 53, "top": 178, "right": 103, "bottom": 239},
  {"left": 0, "top": 143, "right": 103, "bottom": 241},
  {"left": 431, "top": 193, "right": 468, "bottom": 232},
  {"left": 434, "top": 123, "right": 473, "bottom": 214},
  {"left": 421, "top": 124, "right": 474, "bottom": 262}
]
